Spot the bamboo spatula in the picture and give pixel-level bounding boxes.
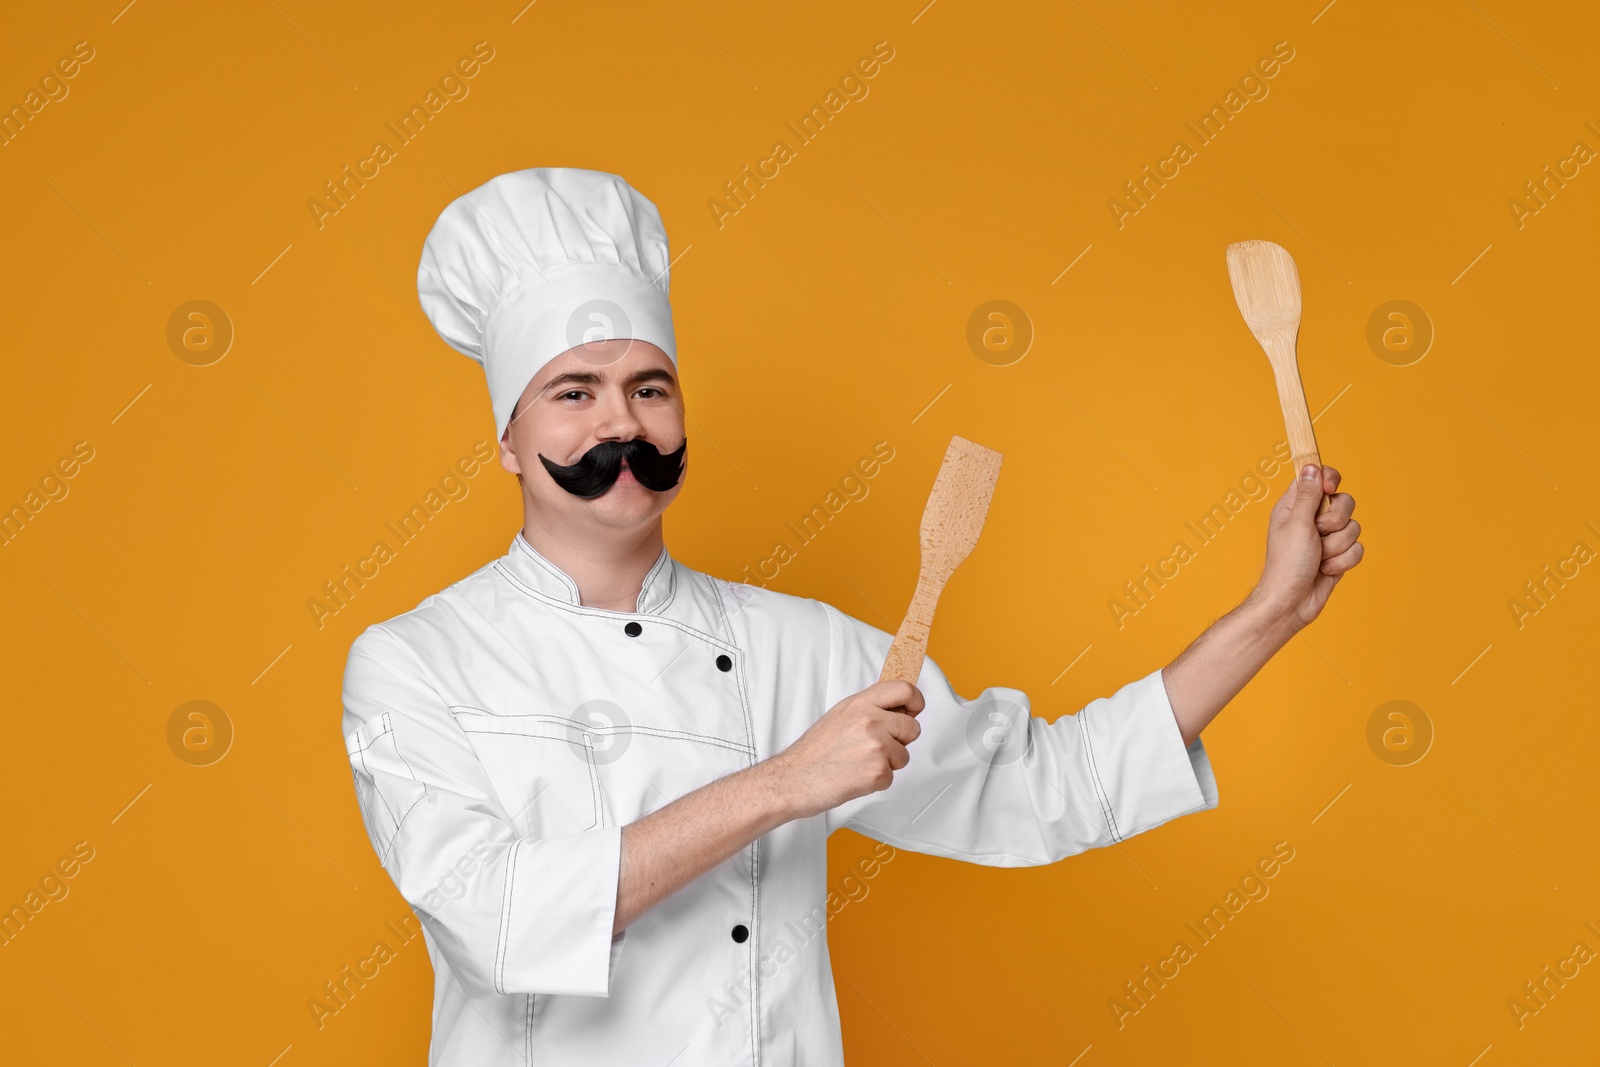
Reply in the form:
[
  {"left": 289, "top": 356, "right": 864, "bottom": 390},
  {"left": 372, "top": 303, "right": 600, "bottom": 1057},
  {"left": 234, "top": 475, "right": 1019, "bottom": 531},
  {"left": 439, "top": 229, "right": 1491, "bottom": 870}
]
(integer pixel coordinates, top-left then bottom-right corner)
[
  {"left": 1225, "top": 239, "right": 1331, "bottom": 517},
  {"left": 878, "top": 435, "right": 1003, "bottom": 690}
]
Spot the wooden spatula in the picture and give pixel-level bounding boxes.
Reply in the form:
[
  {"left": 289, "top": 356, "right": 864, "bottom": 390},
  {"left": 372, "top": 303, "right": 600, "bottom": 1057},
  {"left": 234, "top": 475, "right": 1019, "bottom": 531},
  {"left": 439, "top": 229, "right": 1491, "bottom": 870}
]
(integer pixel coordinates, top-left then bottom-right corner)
[
  {"left": 1225, "top": 239, "right": 1331, "bottom": 516},
  {"left": 879, "top": 435, "right": 1003, "bottom": 689}
]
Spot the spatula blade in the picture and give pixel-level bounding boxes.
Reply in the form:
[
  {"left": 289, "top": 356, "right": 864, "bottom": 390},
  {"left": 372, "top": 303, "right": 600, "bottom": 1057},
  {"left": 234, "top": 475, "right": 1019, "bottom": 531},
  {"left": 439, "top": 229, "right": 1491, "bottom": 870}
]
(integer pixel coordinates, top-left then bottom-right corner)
[
  {"left": 878, "top": 434, "right": 1004, "bottom": 686},
  {"left": 1226, "top": 239, "right": 1302, "bottom": 342},
  {"left": 919, "top": 435, "right": 1003, "bottom": 578}
]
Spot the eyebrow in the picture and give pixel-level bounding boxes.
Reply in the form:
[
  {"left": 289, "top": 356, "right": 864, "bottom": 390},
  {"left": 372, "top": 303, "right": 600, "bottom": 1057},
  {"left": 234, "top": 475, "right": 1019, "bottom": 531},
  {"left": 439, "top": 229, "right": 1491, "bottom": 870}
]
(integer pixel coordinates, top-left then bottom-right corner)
[{"left": 538, "top": 367, "right": 677, "bottom": 395}]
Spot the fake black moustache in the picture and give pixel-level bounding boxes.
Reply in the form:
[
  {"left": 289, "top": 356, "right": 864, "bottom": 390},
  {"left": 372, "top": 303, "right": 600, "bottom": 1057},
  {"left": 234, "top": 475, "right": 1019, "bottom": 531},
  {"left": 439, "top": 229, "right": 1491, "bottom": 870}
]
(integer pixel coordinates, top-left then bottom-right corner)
[{"left": 537, "top": 438, "right": 687, "bottom": 498}]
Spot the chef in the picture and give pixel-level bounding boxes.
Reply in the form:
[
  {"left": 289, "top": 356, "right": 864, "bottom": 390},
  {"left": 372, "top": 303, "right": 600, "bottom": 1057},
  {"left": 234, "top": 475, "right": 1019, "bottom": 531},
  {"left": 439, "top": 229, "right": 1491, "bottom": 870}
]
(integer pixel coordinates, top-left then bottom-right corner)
[{"left": 340, "top": 167, "right": 1363, "bottom": 1065}]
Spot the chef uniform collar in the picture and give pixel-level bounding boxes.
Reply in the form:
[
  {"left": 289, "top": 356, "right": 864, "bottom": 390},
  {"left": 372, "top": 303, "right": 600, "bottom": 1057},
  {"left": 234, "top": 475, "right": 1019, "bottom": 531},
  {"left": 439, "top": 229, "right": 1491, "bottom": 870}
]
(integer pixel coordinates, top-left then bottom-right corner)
[{"left": 501, "top": 531, "right": 677, "bottom": 616}]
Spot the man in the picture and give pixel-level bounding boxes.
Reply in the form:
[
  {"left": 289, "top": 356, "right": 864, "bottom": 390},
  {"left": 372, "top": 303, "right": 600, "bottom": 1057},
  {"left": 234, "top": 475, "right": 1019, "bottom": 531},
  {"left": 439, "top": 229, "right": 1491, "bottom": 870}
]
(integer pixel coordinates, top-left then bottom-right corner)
[{"left": 340, "top": 167, "right": 1363, "bottom": 1065}]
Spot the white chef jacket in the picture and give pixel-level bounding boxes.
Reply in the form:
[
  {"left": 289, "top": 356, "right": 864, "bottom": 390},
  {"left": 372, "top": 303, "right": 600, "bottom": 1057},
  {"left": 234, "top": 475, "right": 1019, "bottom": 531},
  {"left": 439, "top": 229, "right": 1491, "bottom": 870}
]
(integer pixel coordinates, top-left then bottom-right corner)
[{"left": 340, "top": 531, "right": 1219, "bottom": 1065}]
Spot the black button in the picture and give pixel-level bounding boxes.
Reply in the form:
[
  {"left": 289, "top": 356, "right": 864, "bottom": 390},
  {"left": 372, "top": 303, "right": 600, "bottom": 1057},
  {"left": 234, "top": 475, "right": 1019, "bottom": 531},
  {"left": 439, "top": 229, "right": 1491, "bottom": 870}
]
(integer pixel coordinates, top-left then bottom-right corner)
[
  {"left": 731, "top": 924, "right": 748, "bottom": 943},
  {"left": 716, "top": 654, "right": 732, "bottom": 672},
  {"left": 624, "top": 621, "right": 642, "bottom": 637}
]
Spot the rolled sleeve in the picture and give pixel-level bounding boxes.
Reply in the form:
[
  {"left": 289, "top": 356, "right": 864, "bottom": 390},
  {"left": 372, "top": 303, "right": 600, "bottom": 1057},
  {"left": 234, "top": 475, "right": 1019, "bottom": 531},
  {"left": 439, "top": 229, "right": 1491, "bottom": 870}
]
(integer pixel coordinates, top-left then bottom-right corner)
[
  {"left": 342, "top": 624, "right": 624, "bottom": 998},
  {"left": 497, "top": 828, "right": 623, "bottom": 996},
  {"left": 1076, "top": 666, "right": 1218, "bottom": 843}
]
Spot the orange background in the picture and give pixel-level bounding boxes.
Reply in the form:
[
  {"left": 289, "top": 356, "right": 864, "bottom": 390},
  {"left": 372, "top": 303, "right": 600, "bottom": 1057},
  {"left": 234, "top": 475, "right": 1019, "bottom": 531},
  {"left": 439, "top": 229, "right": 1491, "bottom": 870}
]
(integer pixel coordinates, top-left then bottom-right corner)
[{"left": 3, "top": 1, "right": 1597, "bottom": 1063}]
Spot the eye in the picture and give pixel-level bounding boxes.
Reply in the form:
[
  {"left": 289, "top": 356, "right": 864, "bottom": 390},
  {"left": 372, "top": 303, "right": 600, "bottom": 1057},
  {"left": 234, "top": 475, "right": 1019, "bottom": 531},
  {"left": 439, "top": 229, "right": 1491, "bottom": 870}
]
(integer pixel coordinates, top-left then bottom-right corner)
[
  {"left": 637, "top": 386, "right": 666, "bottom": 399},
  {"left": 557, "top": 390, "right": 590, "bottom": 402}
]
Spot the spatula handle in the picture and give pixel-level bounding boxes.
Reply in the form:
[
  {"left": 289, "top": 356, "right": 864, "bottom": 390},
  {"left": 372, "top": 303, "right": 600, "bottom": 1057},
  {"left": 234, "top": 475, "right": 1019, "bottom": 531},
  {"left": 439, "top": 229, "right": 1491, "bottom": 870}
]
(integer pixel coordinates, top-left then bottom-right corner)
[
  {"left": 1267, "top": 338, "right": 1332, "bottom": 517},
  {"left": 879, "top": 574, "right": 936, "bottom": 686}
]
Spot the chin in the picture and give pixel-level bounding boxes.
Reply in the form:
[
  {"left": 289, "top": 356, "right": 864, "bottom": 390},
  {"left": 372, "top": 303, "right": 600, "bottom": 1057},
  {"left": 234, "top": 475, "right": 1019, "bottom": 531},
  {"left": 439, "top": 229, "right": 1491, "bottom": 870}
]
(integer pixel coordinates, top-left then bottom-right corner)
[{"left": 587, "top": 485, "right": 676, "bottom": 521}]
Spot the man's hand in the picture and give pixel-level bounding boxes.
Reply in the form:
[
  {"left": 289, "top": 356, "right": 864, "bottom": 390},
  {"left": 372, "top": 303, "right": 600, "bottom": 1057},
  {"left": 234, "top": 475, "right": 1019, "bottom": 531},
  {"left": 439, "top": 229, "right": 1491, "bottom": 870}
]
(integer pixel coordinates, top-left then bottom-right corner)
[
  {"left": 1254, "top": 463, "right": 1365, "bottom": 633},
  {"left": 768, "top": 680, "right": 925, "bottom": 821}
]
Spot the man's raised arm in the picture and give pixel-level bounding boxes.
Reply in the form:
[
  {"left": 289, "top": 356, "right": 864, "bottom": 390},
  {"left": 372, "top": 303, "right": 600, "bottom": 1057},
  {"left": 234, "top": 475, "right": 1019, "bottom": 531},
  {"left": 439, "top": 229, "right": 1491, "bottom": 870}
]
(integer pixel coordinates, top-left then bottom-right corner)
[{"left": 1165, "top": 462, "right": 1363, "bottom": 746}]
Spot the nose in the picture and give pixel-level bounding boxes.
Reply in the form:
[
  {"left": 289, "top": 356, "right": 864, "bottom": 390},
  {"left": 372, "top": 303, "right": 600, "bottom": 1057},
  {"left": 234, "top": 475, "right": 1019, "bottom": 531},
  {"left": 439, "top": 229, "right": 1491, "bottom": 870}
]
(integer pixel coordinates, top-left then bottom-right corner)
[{"left": 593, "top": 385, "right": 647, "bottom": 444}]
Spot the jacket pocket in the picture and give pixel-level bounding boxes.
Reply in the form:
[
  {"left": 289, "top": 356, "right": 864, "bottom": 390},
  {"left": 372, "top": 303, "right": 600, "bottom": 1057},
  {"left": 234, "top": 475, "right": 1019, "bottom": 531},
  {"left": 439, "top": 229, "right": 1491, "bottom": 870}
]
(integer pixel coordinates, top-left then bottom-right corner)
[
  {"left": 449, "top": 707, "right": 754, "bottom": 837},
  {"left": 450, "top": 709, "right": 602, "bottom": 839},
  {"left": 344, "top": 712, "right": 429, "bottom": 867}
]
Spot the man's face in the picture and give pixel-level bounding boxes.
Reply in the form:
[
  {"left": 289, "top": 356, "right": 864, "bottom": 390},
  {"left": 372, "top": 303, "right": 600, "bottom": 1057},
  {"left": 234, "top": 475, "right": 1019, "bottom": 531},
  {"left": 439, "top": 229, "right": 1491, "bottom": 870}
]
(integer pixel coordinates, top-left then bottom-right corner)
[{"left": 498, "top": 339, "right": 686, "bottom": 532}]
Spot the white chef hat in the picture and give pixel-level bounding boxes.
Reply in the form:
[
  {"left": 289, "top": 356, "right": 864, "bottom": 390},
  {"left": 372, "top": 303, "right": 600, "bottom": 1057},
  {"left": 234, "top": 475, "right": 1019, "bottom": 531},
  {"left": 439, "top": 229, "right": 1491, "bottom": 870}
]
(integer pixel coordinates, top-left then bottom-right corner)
[{"left": 416, "top": 167, "right": 677, "bottom": 441}]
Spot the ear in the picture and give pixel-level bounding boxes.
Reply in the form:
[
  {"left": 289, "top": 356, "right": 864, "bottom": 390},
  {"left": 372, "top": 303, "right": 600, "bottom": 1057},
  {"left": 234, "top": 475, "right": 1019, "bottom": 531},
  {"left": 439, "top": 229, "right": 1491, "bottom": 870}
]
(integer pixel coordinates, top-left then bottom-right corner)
[{"left": 498, "top": 426, "right": 523, "bottom": 476}]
